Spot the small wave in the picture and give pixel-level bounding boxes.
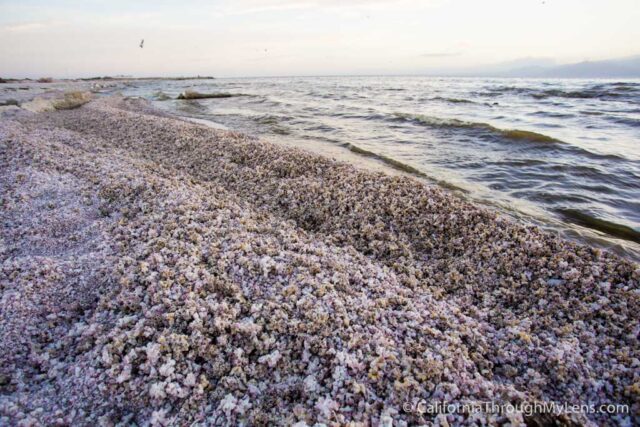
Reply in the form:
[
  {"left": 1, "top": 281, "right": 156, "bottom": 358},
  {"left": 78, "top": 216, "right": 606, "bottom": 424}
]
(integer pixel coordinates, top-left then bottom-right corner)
[
  {"left": 488, "top": 85, "right": 633, "bottom": 100},
  {"left": 176, "top": 91, "right": 255, "bottom": 100},
  {"left": 529, "top": 111, "right": 574, "bottom": 119},
  {"left": 341, "top": 142, "right": 468, "bottom": 193},
  {"left": 530, "top": 89, "right": 612, "bottom": 100},
  {"left": 152, "top": 91, "right": 172, "bottom": 101},
  {"left": 255, "top": 115, "right": 280, "bottom": 125},
  {"left": 331, "top": 113, "right": 388, "bottom": 122},
  {"left": 248, "top": 97, "right": 280, "bottom": 107},
  {"left": 271, "top": 126, "right": 291, "bottom": 135},
  {"left": 610, "top": 116, "right": 640, "bottom": 127},
  {"left": 500, "top": 129, "right": 562, "bottom": 143},
  {"left": 393, "top": 113, "right": 628, "bottom": 161},
  {"left": 393, "top": 113, "right": 564, "bottom": 144},
  {"left": 557, "top": 208, "right": 640, "bottom": 243},
  {"left": 610, "top": 85, "right": 639, "bottom": 92},
  {"left": 306, "top": 91, "right": 338, "bottom": 99},
  {"left": 175, "top": 100, "right": 208, "bottom": 115},
  {"left": 432, "top": 96, "right": 475, "bottom": 104},
  {"left": 304, "top": 123, "right": 337, "bottom": 133},
  {"left": 591, "top": 82, "right": 640, "bottom": 92},
  {"left": 605, "top": 81, "right": 640, "bottom": 86},
  {"left": 490, "top": 86, "right": 533, "bottom": 95},
  {"left": 472, "top": 91, "right": 503, "bottom": 97},
  {"left": 254, "top": 115, "right": 291, "bottom": 134}
]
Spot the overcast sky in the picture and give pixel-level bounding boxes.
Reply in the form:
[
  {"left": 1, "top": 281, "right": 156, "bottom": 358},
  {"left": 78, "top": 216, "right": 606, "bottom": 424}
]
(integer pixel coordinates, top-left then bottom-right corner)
[{"left": 1, "top": 0, "right": 639, "bottom": 78}]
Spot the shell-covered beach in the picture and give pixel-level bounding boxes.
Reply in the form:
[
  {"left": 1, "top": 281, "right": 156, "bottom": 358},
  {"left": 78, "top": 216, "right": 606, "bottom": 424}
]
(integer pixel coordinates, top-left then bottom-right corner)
[{"left": 1, "top": 94, "right": 639, "bottom": 425}]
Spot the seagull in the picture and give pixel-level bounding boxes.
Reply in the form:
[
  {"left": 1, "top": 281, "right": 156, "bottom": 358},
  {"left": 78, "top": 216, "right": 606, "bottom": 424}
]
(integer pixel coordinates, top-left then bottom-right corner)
[{"left": 140, "top": 39, "right": 144, "bottom": 48}]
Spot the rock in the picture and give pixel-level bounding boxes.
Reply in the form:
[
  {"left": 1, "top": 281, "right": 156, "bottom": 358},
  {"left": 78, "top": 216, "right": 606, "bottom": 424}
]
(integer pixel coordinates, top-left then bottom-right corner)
[
  {"left": 21, "top": 97, "right": 56, "bottom": 113},
  {"left": 52, "top": 91, "right": 93, "bottom": 110},
  {"left": 21, "top": 92, "right": 92, "bottom": 113}
]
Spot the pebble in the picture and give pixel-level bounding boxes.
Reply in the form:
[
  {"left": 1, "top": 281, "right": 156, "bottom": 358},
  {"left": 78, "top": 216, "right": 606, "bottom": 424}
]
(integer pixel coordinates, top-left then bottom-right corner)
[{"left": 0, "top": 95, "right": 638, "bottom": 425}]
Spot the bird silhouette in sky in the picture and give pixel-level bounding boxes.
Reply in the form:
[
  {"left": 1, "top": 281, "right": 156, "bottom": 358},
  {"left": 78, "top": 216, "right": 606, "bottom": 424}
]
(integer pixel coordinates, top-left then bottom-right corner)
[{"left": 140, "top": 39, "right": 144, "bottom": 48}]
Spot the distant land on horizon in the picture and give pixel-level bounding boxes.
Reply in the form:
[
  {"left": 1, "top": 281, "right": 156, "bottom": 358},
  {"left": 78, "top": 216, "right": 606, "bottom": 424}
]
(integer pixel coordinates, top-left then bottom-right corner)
[
  {"left": 436, "top": 55, "right": 640, "bottom": 78},
  {"left": 80, "top": 54, "right": 640, "bottom": 79},
  {"left": 2, "top": 55, "right": 640, "bottom": 81}
]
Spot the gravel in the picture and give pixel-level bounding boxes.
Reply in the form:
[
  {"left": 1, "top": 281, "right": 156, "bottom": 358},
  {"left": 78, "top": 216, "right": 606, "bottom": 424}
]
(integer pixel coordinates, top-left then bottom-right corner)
[{"left": 1, "top": 95, "right": 638, "bottom": 426}]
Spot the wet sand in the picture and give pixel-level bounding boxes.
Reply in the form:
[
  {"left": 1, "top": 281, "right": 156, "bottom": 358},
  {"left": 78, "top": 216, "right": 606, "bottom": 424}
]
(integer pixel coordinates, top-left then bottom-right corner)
[{"left": 1, "top": 94, "right": 638, "bottom": 426}]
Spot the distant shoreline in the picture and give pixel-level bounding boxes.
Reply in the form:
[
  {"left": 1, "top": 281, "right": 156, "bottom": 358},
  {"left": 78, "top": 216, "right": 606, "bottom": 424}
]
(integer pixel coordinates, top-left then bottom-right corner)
[
  {"left": 0, "top": 76, "right": 216, "bottom": 83},
  {"left": 4, "top": 72, "right": 640, "bottom": 83}
]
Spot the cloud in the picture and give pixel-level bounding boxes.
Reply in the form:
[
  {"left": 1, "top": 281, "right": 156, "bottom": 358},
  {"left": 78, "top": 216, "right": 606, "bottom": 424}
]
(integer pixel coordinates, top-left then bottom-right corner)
[
  {"left": 1, "top": 22, "right": 46, "bottom": 32},
  {"left": 0, "top": 20, "right": 63, "bottom": 33},
  {"left": 216, "top": 0, "right": 440, "bottom": 15},
  {"left": 234, "top": 0, "right": 425, "bottom": 6}
]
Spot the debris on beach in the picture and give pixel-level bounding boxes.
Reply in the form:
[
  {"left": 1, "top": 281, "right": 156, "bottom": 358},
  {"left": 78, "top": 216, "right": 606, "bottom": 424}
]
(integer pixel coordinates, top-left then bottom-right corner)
[{"left": 0, "top": 95, "right": 638, "bottom": 426}]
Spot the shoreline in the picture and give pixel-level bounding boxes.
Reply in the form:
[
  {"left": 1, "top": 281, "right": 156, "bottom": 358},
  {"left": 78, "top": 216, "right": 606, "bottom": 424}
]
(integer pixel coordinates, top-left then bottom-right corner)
[
  {"left": 170, "top": 110, "right": 640, "bottom": 262},
  {"left": 3, "top": 80, "right": 640, "bottom": 261},
  {"left": 1, "top": 94, "right": 639, "bottom": 425}
]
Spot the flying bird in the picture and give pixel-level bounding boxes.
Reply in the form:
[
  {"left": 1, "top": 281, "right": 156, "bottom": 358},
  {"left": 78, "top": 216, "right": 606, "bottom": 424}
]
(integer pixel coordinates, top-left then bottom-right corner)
[{"left": 140, "top": 39, "right": 144, "bottom": 48}]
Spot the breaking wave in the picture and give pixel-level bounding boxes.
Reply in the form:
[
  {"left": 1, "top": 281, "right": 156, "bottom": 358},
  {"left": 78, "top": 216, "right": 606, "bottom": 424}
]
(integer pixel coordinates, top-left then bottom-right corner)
[
  {"left": 393, "top": 113, "right": 564, "bottom": 144},
  {"left": 557, "top": 209, "right": 640, "bottom": 243},
  {"left": 152, "top": 91, "right": 172, "bottom": 101}
]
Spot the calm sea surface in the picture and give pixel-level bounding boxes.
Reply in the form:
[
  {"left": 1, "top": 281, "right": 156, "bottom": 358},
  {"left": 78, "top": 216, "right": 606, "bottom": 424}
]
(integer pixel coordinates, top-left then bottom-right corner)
[{"left": 122, "top": 76, "right": 640, "bottom": 259}]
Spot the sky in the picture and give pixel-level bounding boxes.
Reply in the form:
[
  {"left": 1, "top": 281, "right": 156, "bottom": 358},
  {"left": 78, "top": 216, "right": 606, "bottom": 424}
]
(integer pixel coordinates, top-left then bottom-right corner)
[{"left": 1, "top": 0, "right": 639, "bottom": 78}]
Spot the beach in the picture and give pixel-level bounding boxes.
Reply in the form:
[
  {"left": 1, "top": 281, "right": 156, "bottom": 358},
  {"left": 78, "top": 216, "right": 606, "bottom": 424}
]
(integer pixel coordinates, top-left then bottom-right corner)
[
  {"left": 1, "top": 91, "right": 639, "bottom": 425},
  {"left": 137, "top": 76, "right": 640, "bottom": 260}
]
